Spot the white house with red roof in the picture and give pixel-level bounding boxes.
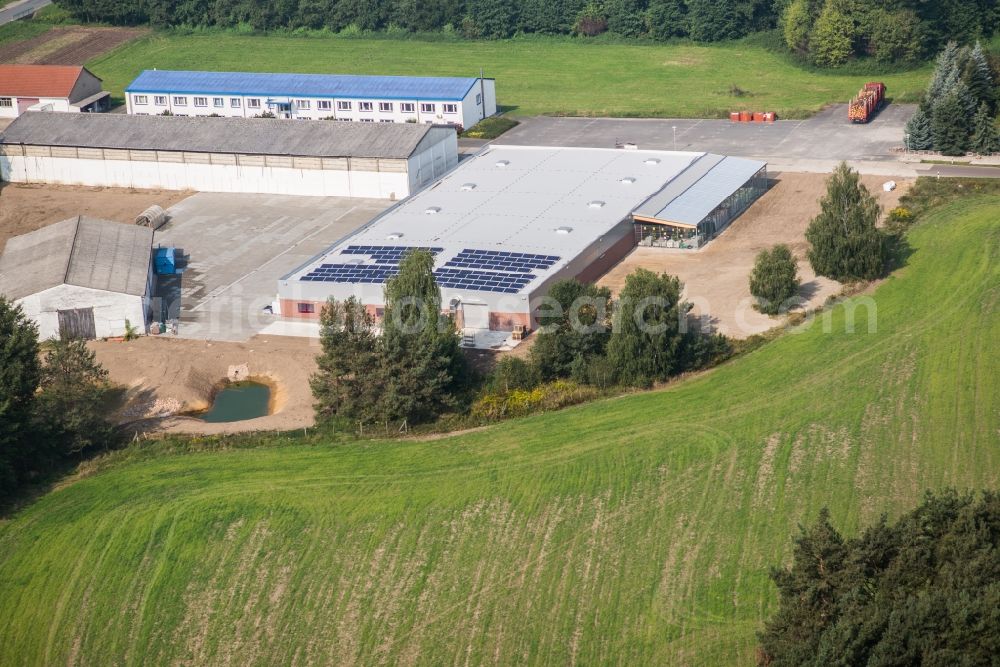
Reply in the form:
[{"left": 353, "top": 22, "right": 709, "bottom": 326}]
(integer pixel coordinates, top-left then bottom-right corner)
[{"left": 0, "top": 64, "right": 110, "bottom": 119}]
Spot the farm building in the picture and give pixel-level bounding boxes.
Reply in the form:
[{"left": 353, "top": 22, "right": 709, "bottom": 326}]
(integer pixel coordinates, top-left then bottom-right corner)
[
  {"left": 0, "top": 65, "right": 110, "bottom": 119},
  {"left": 0, "top": 216, "right": 154, "bottom": 340},
  {"left": 278, "top": 146, "right": 766, "bottom": 334},
  {"left": 0, "top": 112, "right": 459, "bottom": 199},
  {"left": 125, "top": 70, "right": 498, "bottom": 131}
]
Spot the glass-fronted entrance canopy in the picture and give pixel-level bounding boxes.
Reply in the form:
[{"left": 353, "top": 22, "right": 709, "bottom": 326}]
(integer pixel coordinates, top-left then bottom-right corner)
[{"left": 631, "top": 157, "right": 768, "bottom": 249}]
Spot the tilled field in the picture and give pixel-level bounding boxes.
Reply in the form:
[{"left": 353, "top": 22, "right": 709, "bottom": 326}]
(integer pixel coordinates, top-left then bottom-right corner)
[{"left": 0, "top": 25, "right": 146, "bottom": 64}]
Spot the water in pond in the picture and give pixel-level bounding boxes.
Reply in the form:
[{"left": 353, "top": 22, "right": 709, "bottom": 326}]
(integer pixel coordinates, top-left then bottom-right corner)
[{"left": 200, "top": 382, "right": 271, "bottom": 423}]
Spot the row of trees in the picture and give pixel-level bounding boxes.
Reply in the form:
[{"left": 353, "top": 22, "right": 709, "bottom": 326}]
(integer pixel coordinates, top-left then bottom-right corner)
[
  {"left": 310, "top": 251, "right": 731, "bottom": 428},
  {"left": 0, "top": 298, "right": 120, "bottom": 500},
  {"left": 905, "top": 42, "right": 999, "bottom": 156},
  {"left": 759, "top": 490, "right": 1000, "bottom": 665},
  {"left": 55, "top": 0, "right": 998, "bottom": 58},
  {"left": 781, "top": 0, "right": 998, "bottom": 67}
]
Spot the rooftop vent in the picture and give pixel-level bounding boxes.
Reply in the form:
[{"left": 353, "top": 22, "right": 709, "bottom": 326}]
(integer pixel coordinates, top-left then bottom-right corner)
[
  {"left": 460, "top": 183, "right": 477, "bottom": 191},
  {"left": 424, "top": 207, "right": 441, "bottom": 215},
  {"left": 619, "top": 176, "right": 636, "bottom": 184},
  {"left": 386, "top": 232, "right": 403, "bottom": 240},
  {"left": 555, "top": 226, "right": 573, "bottom": 235},
  {"left": 644, "top": 158, "right": 661, "bottom": 165},
  {"left": 495, "top": 159, "right": 510, "bottom": 168},
  {"left": 587, "top": 200, "right": 606, "bottom": 209}
]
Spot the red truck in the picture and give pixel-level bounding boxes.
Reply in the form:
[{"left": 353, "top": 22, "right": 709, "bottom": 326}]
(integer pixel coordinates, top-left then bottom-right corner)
[{"left": 848, "top": 82, "right": 886, "bottom": 123}]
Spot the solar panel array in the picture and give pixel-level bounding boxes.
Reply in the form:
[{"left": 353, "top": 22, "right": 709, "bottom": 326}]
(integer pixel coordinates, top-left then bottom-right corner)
[
  {"left": 300, "top": 247, "right": 555, "bottom": 293},
  {"left": 445, "top": 249, "right": 559, "bottom": 273},
  {"left": 301, "top": 263, "right": 400, "bottom": 284},
  {"left": 434, "top": 267, "right": 534, "bottom": 293},
  {"left": 340, "top": 245, "right": 444, "bottom": 264}
]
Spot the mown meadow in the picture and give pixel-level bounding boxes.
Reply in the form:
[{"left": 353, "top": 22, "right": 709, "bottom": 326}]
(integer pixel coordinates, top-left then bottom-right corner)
[
  {"left": 0, "top": 192, "right": 996, "bottom": 664},
  {"left": 86, "top": 30, "right": 933, "bottom": 117}
]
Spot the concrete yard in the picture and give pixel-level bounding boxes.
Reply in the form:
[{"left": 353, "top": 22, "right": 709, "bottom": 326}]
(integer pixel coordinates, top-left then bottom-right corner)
[
  {"left": 501, "top": 104, "right": 914, "bottom": 162},
  {"left": 154, "top": 193, "right": 390, "bottom": 341}
]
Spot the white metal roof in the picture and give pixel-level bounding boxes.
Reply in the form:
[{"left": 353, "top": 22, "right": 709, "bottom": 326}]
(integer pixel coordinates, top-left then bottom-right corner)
[
  {"left": 634, "top": 155, "right": 766, "bottom": 227},
  {"left": 286, "top": 146, "right": 703, "bottom": 294}
]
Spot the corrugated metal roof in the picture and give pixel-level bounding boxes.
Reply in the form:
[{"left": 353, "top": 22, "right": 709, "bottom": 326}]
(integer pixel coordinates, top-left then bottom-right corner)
[
  {"left": 126, "top": 70, "right": 478, "bottom": 101},
  {"left": 0, "top": 112, "right": 439, "bottom": 159},
  {"left": 636, "top": 156, "right": 766, "bottom": 227},
  {"left": 0, "top": 64, "right": 89, "bottom": 98},
  {"left": 0, "top": 217, "right": 152, "bottom": 300}
]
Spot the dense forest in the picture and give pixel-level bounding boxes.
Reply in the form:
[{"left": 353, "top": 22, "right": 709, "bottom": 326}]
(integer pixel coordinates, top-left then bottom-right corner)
[{"left": 56, "top": 0, "right": 998, "bottom": 65}]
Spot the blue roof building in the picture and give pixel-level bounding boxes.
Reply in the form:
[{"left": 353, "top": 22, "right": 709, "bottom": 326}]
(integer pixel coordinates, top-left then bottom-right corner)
[{"left": 125, "top": 70, "right": 497, "bottom": 130}]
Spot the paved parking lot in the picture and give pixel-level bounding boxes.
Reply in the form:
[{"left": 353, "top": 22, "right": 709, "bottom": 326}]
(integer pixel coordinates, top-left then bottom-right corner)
[
  {"left": 499, "top": 104, "right": 915, "bottom": 162},
  {"left": 153, "top": 193, "right": 389, "bottom": 341}
]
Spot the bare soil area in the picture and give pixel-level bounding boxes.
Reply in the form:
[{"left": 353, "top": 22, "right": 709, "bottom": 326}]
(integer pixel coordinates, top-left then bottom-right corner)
[
  {"left": 0, "top": 26, "right": 147, "bottom": 64},
  {"left": 0, "top": 183, "right": 190, "bottom": 253},
  {"left": 598, "top": 172, "right": 912, "bottom": 338},
  {"left": 91, "top": 335, "right": 322, "bottom": 435}
]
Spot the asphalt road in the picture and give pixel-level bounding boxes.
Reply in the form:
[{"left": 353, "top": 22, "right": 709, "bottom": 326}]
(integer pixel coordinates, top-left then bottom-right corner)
[
  {"left": 0, "top": 0, "right": 50, "bottom": 25},
  {"left": 498, "top": 104, "right": 916, "bottom": 162},
  {"left": 913, "top": 164, "right": 1000, "bottom": 179}
]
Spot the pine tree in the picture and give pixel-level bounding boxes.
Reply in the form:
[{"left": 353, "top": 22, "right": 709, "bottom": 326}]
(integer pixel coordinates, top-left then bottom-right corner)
[
  {"left": 606, "top": 269, "right": 688, "bottom": 387},
  {"left": 378, "top": 249, "right": 468, "bottom": 424},
  {"left": 0, "top": 297, "right": 41, "bottom": 496},
  {"left": 806, "top": 162, "right": 885, "bottom": 282},
  {"left": 311, "top": 296, "right": 381, "bottom": 423},
  {"left": 749, "top": 244, "right": 800, "bottom": 315},
  {"left": 970, "top": 102, "right": 998, "bottom": 155},
  {"left": 904, "top": 106, "right": 933, "bottom": 150},
  {"left": 33, "top": 339, "right": 119, "bottom": 457},
  {"left": 932, "top": 89, "right": 972, "bottom": 156},
  {"left": 926, "top": 42, "right": 960, "bottom": 99},
  {"left": 962, "top": 41, "right": 996, "bottom": 114}
]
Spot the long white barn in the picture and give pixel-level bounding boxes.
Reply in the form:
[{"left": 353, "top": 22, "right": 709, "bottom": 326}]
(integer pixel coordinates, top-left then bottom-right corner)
[
  {"left": 125, "top": 70, "right": 498, "bottom": 131},
  {"left": 0, "top": 112, "right": 459, "bottom": 199}
]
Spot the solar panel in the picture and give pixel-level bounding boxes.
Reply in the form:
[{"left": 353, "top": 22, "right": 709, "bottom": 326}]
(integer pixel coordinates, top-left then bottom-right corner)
[
  {"left": 434, "top": 267, "right": 535, "bottom": 293},
  {"left": 444, "top": 249, "right": 559, "bottom": 274},
  {"left": 340, "top": 245, "right": 444, "bottom": 264},
  {"left": 300, "top": 263, "right": 401, "bottom": 284}
]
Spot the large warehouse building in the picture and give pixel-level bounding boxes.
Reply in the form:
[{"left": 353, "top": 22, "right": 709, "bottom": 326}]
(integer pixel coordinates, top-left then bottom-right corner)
[
  {"left": 278, "top": 146, "right": 766, "bottom": 332},
  {"left": 0, "top": 216, "right": 154, "bottom": 340},
  {"left": 0, "top": 112, "right": 458, "bottom": 198},
  {"left": 125, "top": 70, "right": 497, "bottom": 130}
]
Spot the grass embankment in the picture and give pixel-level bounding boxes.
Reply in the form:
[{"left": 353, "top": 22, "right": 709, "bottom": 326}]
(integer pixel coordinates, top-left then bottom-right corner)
[
  {"left": 85, "top": 30, "right": 932, "bottom": 117},
  {"left": 0, "top": 194, "right": 996, "bottom": 665}
]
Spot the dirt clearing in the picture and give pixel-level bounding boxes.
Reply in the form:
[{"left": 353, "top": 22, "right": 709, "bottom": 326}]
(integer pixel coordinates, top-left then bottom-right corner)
[
  {"left": 0, "top": 183, "right": 190, "bottom": 253},
  {"left": 91, "top": 335, "right": 321, "bottom": 435},
  {"left": 598, "top": 172, "right": 912, "bottom": 338},
  {"left": 0, "top": 26, "right": 147, "bottom": 64}
]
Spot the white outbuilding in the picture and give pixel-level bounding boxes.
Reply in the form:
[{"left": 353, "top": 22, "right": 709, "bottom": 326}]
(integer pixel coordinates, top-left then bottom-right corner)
[
  {"left": 0, "top": 216, "right": 155, "bottom": 340},
  {"left": 0, "top": 112, "right": 459, "bottom": 199}
]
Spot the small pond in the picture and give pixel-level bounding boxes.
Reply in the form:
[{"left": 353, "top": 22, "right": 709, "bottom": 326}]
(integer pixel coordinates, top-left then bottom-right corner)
[{"left": 199, "top": 381, "right": 271, "bottom": 423}]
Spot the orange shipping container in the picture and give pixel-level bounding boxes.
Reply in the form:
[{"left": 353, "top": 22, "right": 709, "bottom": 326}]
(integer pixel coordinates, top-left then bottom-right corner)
[
  {"left": 729, "top": 111, "right": 741, "bottom": 122},
  {"left": 739, "top": 111, "right": 752, "bottom": 122},
  {"left": 752, "top": 112, "right": 765, "bottom": 122}
]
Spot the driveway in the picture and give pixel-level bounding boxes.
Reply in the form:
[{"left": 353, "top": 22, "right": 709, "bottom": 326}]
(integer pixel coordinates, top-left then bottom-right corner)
[{"left": 499, "top": 104, "right": 915, "bottom": 162}]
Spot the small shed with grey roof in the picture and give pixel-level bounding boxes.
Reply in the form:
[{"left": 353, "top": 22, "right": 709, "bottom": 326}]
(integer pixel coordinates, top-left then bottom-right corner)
[
  {"left": 0, "top": 112, "right": 458, "bottom": 198},
  {"left": 0, "top": 216, "right": 155, "bottom": 340}
]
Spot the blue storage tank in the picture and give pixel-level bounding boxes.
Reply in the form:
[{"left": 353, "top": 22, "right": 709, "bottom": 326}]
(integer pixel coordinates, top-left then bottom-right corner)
[{"left": 154, "top": 247, "right": 176, "bottom": 275}]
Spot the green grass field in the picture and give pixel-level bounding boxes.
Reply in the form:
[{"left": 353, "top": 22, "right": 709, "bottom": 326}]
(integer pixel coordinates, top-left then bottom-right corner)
[
  {"left": 85, "top": 31, "right": 933, "bottom": 117},
  {"left": 0, "top": 195, "right": 996, "bottom": 665}
]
